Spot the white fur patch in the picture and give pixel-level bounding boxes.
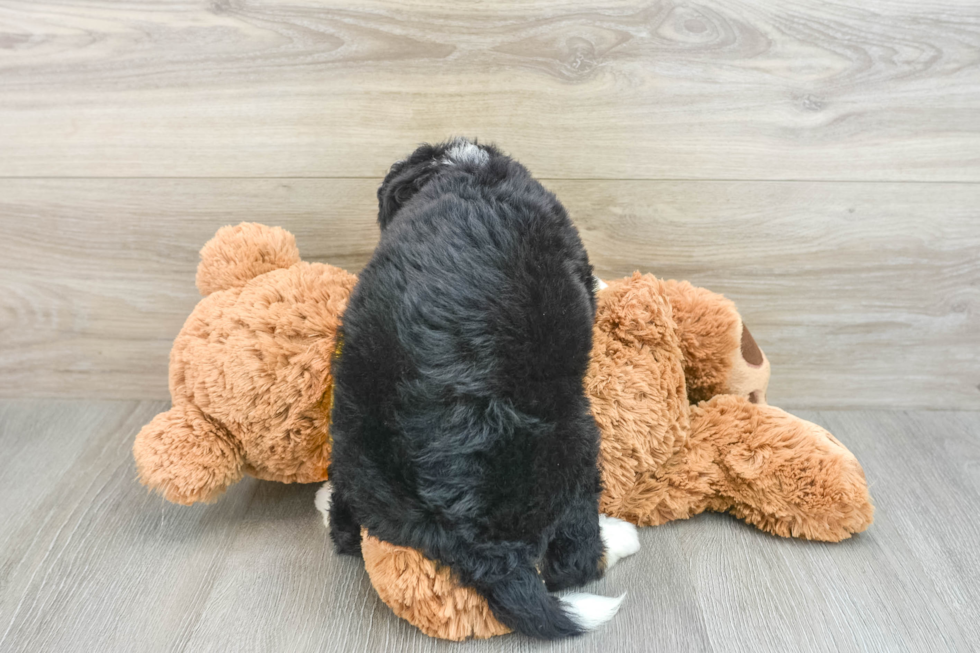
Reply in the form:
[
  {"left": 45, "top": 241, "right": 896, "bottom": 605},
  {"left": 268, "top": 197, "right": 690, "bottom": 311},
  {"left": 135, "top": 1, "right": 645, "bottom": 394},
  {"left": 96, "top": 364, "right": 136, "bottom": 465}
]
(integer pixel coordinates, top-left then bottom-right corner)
[
  {"left": 444, "top": 139, "right": 489, "bottom": 166},
  {"left": 593, "top": 276, "right": 608, "bottom": 291},
  {"left": 314, "top": 482, "right": 332, "bottom": 528},
  {"left": 599, "top": 514, "right": 640, "bottom": 569},
  {"left": 561, "top": 592, "right": 625, "bottom": 631}
]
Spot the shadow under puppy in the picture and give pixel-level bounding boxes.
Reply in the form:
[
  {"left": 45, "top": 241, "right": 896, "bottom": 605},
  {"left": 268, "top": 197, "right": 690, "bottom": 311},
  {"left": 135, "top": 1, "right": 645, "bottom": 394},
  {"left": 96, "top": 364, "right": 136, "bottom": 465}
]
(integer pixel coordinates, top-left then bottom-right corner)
[{"left": 328, "top": 138, "right": 639, "bottom": 639}]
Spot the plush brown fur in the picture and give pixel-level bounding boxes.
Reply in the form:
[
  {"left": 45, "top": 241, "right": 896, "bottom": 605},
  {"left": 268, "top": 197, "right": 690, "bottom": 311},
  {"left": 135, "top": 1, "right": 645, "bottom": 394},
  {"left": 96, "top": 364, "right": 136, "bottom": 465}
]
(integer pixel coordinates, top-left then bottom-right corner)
[
  {"left": 133, "top": 224, "right": 356, "bottom": 504},
  {"left": 361, "top": 529, "right": 511, "bottom": 640},
  {"left": 133, "top": 224, "right": 873, "bottom": 639}
]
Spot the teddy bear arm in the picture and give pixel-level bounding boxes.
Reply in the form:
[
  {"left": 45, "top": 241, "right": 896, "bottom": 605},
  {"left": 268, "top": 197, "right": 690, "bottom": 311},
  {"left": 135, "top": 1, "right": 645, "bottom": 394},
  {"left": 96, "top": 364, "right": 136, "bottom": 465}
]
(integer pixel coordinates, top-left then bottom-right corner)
[
  {"left": 689, "top": 395, "right": 874, "bottom": 542},
  {"left": 132, "top": 404, "right": 245, "bottom": 505}
]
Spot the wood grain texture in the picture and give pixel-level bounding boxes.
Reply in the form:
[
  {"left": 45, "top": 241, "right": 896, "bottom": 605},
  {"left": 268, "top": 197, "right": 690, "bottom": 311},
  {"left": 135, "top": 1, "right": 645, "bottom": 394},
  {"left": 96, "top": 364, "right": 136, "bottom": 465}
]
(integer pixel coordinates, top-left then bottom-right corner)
[
  {"left": 1, "top": 178, "right": 977, "bottom": 409},
  {"left": 1, "top": 0, "right": 979, "bottom": 179},
  {"left": 1, "top": 400, "right": 978, "bottom": 652}
]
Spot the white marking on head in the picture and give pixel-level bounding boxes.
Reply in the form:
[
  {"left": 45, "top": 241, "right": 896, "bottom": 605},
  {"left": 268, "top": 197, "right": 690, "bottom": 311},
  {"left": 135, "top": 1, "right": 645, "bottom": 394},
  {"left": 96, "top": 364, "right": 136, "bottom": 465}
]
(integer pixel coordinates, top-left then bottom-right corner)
[
  {"left": 443, "top": 139, "right": 489, "bottom": 166},
  {"left": 560, "top": 592, "right": 625, "bottom": 631}
]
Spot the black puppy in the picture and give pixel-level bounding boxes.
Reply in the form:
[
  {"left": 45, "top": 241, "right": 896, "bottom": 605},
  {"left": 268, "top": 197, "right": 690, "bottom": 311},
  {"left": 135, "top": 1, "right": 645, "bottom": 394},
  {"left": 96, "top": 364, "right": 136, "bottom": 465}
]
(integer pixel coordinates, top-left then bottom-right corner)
[{"left": 327, "top": 138, "right": 638, "bottom": 639}]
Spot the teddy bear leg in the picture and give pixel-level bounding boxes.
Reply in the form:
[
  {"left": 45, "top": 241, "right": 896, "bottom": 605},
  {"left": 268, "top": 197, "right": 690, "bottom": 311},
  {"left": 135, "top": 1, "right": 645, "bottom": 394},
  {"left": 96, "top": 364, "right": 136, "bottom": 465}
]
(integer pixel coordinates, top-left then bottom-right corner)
[
  {"left": 132, "top": 404, "right": 245, "bottom": 505},
  {"left": 689, "top": 395, "right": 874, "bottom": 541},
  {"left": 661, "top": 280, "right": 771, "bottom": 404},
  {"left": 609, "top": 427, "right": 723, "bottom": 527}
]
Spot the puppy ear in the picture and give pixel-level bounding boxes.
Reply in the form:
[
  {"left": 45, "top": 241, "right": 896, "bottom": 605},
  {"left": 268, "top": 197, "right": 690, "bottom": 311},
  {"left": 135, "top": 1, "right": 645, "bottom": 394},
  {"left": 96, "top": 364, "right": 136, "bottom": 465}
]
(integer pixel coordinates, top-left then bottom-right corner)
[{"left": 377, "top": 145, "right": 441, "bottom": 229}]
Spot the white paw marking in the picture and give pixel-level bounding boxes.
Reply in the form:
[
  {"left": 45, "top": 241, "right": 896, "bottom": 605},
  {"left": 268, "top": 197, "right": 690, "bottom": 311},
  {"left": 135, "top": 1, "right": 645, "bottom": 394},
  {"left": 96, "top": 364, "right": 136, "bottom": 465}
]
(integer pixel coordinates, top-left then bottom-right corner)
[
  {"left": 314, "top": 482, "right": 332, "bottom": 528},
  {"left": 599, "top": 514, "right": 640, "bottom": 570},
  {"left": 561, "top": 592, "right": 625, "bottom": 631}
]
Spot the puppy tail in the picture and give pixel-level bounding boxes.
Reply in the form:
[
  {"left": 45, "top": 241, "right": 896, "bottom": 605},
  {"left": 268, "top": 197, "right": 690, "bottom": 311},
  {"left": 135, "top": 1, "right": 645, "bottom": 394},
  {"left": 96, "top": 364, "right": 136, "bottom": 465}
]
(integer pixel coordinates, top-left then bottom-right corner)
[{"left": 470, "top": 559, "right": 623, "bottom": 639}]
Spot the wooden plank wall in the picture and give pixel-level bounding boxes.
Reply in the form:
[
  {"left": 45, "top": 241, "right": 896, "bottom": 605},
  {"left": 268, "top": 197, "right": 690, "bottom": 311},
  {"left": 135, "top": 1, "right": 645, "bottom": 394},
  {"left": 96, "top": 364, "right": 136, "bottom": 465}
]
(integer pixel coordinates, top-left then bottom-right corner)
[{"left": 0, "top": 1, "right": 978, "bottom": 409}]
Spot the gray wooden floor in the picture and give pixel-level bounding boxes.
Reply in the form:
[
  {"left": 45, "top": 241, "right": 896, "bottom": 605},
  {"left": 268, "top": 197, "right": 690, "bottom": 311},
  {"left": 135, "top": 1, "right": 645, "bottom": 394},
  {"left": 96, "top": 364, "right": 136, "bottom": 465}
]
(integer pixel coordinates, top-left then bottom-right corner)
[{"left": 0, "top": 400, "right": 976, "bottom": 652}]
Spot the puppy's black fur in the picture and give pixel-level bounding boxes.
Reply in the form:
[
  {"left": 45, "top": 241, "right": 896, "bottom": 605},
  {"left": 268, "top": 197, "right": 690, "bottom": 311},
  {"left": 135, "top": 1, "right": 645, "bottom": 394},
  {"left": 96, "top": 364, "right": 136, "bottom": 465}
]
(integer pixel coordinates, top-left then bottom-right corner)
[{"left": 329, "top": 138, "right": 605, "bottom": 639}]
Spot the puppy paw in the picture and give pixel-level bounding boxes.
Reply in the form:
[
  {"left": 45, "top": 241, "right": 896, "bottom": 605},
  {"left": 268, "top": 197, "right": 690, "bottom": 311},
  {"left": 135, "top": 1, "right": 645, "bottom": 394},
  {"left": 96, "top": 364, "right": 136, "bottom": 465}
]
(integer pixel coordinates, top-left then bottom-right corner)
[
  {"left": 314, "top": 482, "right": 332, "bottom": 528},
  {"left": 561, "top": 592, "right": 625, "bottom": 631},
  {"left": 599, "top": 514, "right": 640, "bottom": 569}
]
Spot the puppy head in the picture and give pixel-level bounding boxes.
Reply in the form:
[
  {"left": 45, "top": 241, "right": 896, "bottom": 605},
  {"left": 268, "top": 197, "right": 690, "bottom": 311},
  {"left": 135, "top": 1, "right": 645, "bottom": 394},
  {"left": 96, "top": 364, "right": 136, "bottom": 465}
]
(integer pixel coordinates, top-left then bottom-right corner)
[{"left": 377, "top": 137, "right": 495, "bottom": 229}]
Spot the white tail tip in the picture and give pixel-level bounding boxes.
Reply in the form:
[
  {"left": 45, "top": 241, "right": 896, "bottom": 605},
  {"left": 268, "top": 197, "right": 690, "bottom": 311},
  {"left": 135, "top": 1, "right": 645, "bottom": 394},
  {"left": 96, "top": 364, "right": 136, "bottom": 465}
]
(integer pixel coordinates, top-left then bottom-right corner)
[
  {"left": 561, "top": 592, "right": 625, "bottom": 631},
  {"left": 314, "top": 482, "right": 332, "bottom": 528},
  {"left": 599, "top": 514, "right": 641, "bottom": 569}
]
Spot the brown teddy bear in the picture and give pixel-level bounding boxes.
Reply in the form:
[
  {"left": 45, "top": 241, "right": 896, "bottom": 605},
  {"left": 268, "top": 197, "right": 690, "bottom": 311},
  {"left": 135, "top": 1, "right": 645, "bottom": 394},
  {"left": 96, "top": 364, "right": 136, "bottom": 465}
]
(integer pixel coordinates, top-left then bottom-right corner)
[
  {"left": 133, "top": 222, "right": 356, "bottom": 505},
  {"left": 134, "top": 223, "right": 874, "bottom": 640}
]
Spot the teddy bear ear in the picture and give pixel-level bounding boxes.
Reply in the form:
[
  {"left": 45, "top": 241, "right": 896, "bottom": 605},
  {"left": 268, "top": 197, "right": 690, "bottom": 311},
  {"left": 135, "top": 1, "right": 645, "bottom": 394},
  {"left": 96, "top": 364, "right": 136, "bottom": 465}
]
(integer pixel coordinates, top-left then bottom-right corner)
[
  {"left": 195, "top": 222, "right": 301, "bottom": 296},
  {"left": 741, "top": 325, "right": 764, "bottom": 366},
  {"left": 727, "top": 322, "right": 771, "bottom": 405}
]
